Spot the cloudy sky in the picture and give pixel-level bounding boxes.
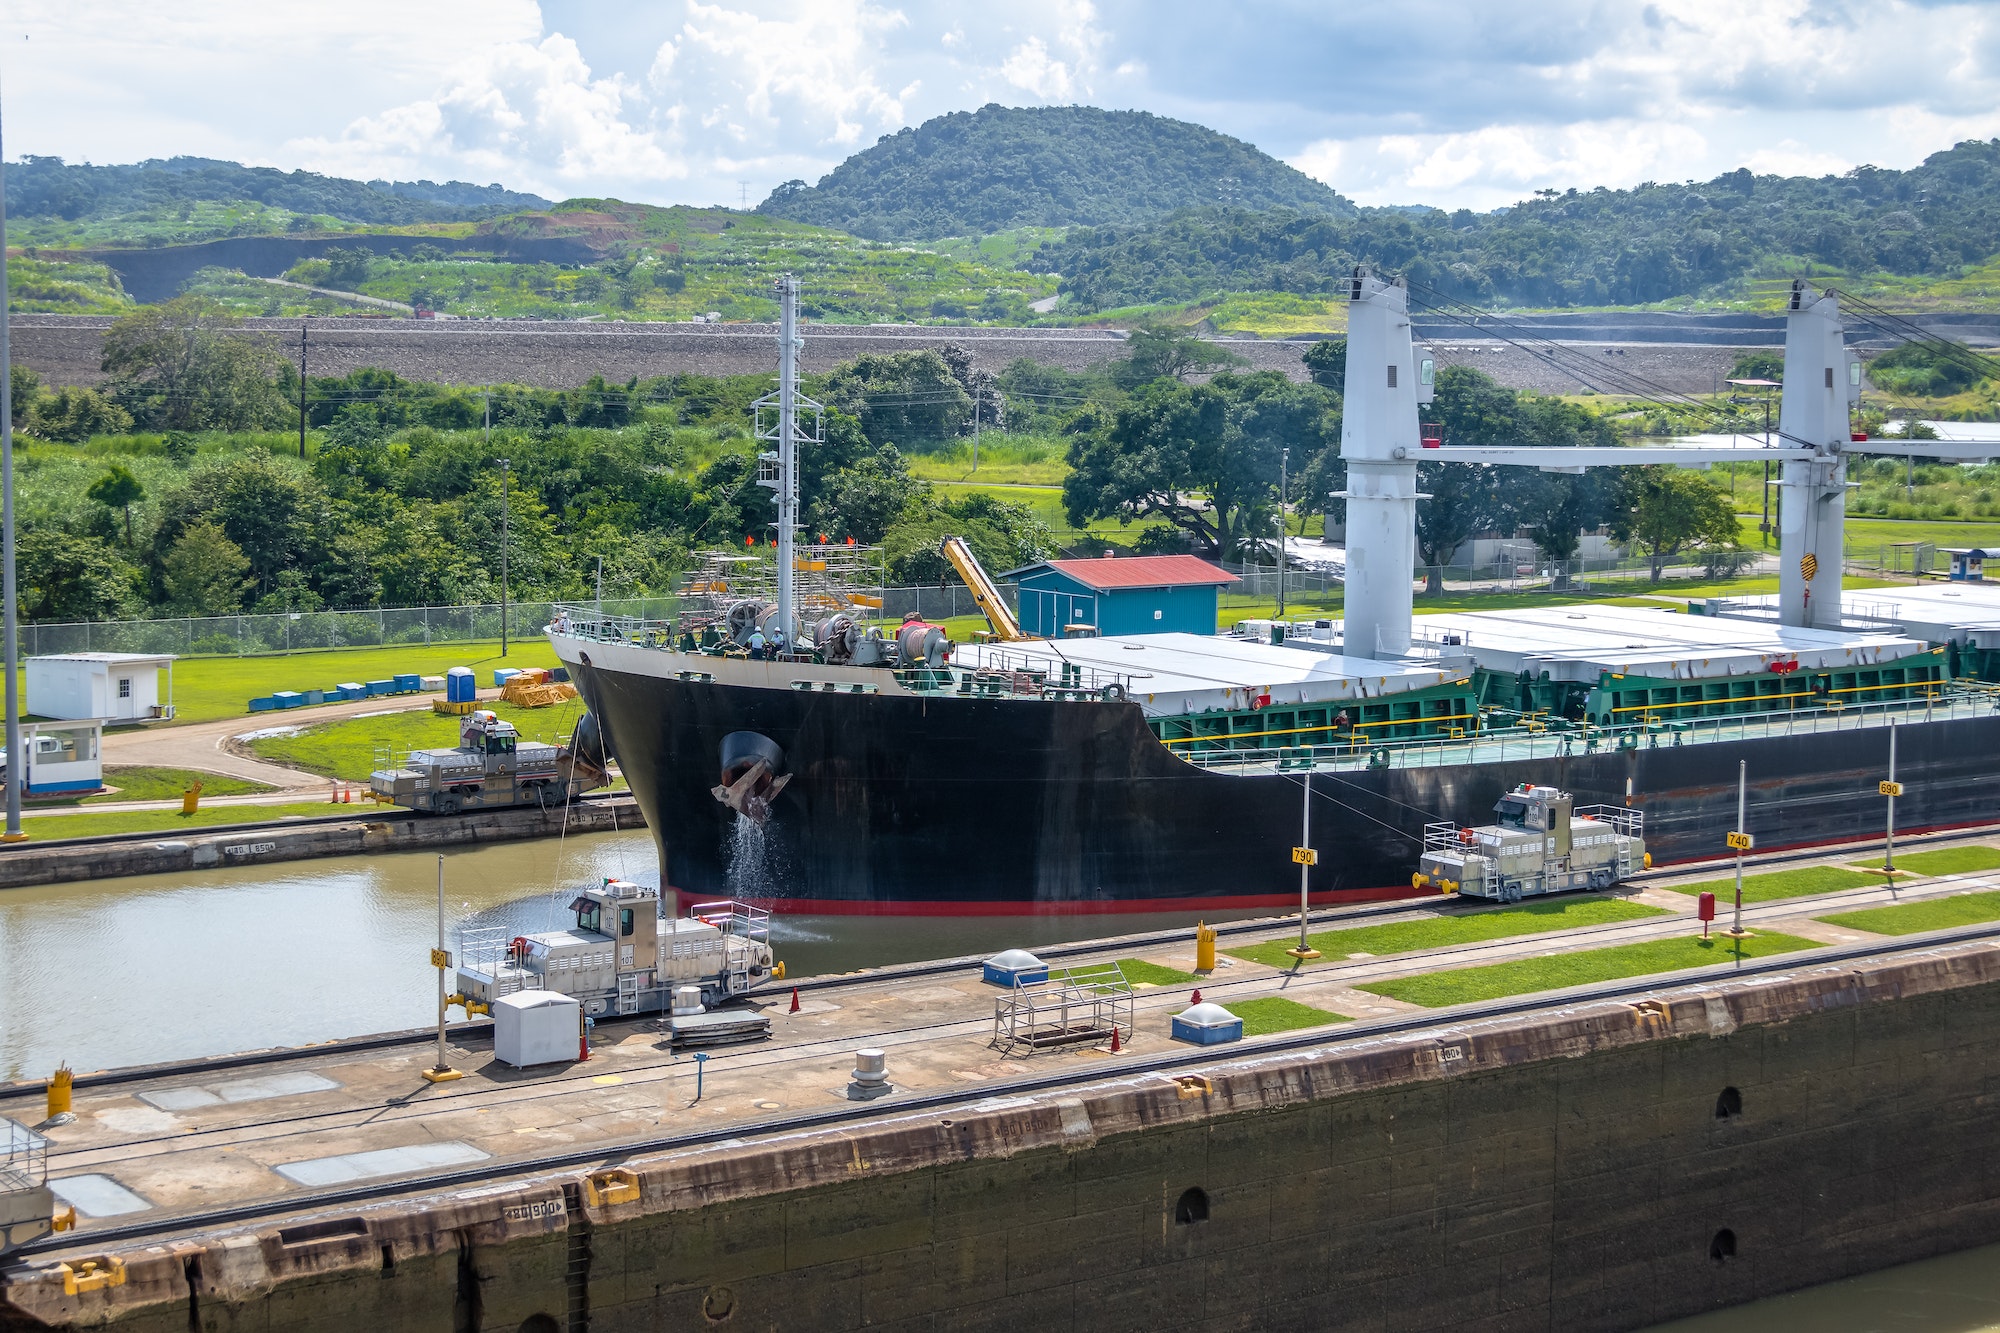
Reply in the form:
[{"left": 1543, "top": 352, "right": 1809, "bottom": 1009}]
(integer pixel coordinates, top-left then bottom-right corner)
[{"left": 8, "top": 0, "right": 2000, "bottom": 212}]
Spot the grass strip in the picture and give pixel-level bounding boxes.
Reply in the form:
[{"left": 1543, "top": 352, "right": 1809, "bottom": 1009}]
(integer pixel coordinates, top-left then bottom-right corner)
[
  {"left": 1816, "top": 891, "right": 2000, "bottom": 937},
  {"left": 21, "top": 802, "right": 347, "bottom": 841},
  {"left": 1052, "top": 958, "right": 1200, "bottom": 988},
  {"left": 1358, "top": 931, "right": 1819, "bottom": 1008},
  {"left": 1846, "top": 846, "right": 2000, "bottom": 879},
  {"left": 148, "top": 640, "right": 560, "bottom": 725},
  {"left": 1658, "top": 866, "right": 1878, "bottom": 904},
  {"left": 249, "top": 699, "right": 587, "bottom": 781},
  {"left": 1228, "top": 996, "right": 1349, "bottom": 1036},
  {"left": 1227, "top": 897, "right": 1668, "bottom": 969},
  {"left": 92, "top": 766, "right": 275, "bottom": 802}
]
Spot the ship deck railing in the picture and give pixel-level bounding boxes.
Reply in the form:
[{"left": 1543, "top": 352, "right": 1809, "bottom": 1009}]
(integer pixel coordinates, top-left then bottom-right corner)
[
  {"left": 1175, "top": 688, "right": 1999, "bottom": 777},
  {"left": 686, "top": 899, "right": 772, "bottom": 946},
  {"left": 0, "top": 1118, "right": 48, "bottom": 1195}
]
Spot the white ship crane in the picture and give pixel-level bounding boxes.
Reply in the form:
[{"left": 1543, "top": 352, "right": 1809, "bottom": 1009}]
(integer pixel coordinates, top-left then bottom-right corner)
[{"left": 1338, "top": 272, "right": 2000, "bottom": 657}]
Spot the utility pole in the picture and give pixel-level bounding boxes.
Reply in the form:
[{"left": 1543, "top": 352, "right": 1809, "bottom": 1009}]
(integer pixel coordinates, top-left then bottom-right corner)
[
  {"left": 1276, "top": 446, "right": 1289, "bottom": 619},
  {"left": 498, "top": 458, "right": 510, "bottom": 656},
  {"left": 1881, "top": 723, "right": 1902, "bottom": 875},
  {"left": 738, "top": 181, "right": 749, "bottom": 210},
  {"left": 1727, "top": 761, "right": 1750, "bottom": 939},
  {"left": 0, "top": 86, "right": 20, "bottom": 842},
  {"left": 1287, "top": 774, "right": 1320, "bottom": 961},
  {"left": 297, "top": 321, "right": 309, "bottom": 459},
  {"left": 421, "top": 856, "right": 463, "bottom": 1083},
  {"left": 775, "top": 275, "right": 799, "bottom": 647},
  {"left": 971, "top": 389, "right": 980, "bottom": 474},
  {"left": 595, "top": 555, "right": 604, "bottom": 620}
]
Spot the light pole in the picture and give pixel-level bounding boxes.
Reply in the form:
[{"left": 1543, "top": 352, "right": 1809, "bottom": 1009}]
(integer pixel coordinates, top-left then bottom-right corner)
[
  {"left": 1881, "top": 723, "right": 1902, "bottom": 875},
  {"left": 1726, "top": 761, "right": 1751, "bottom": 939},
  {"left": 1287, "top": 772, "right": 1321, "bottom": 961},
  {"left": 298, "top": 321, "right": 308, "bottom": 460},
  {"left": 1276, "top": 446, "right": 1289, "bottom": 619},
  {"left": 0, "top": 88, "right": 20, "bottom": 841},
  {"left": 497, "top": 458, "right": 511, "bottom": 656},
  {"left": 421, "top": 856, "right": 463, "bottom": 1083}
]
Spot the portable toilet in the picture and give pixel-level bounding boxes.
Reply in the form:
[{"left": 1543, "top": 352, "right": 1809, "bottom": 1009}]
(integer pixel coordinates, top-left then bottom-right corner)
[
  {"left": 446, "top": 667, "right": 476, "bottom": 704},
  {"left": 1170, "top": 1002, "right": 1244, "bottom": 1045},
  {"left": 981, "top": 949, "right": 1049, "bottom": 988},
  {"left": 492, "top": 991, "right": 581, "bottom": 1067}
]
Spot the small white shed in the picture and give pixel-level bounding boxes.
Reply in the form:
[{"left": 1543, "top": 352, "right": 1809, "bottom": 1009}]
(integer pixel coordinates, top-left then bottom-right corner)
[
  {"left": 491, "top": 991, "right": 581, "bottom": 1068},
  {"left": 26, "top": 653, "right": 176, "bottom": 722}
]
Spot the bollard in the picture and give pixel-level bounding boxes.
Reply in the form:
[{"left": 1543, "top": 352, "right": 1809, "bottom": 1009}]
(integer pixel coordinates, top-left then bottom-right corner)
[
  {"left": 1195, "top": 921, "right": 1216, "bottom": 973},
  {"left": 692, "top": 1051, "right": 709, "bottom": 1102},
  {"left": 181, "top": 781, "right": 201, "bottom": 815},
  {"left": 46, "top": 1065, "right": 73, "bottom": 1123},
  {"left": 1190, "top": 988, "right": 1202, "bottom": 1005},
  {"left": 847, "top": 1049, "right": 890, "bottom": 1101}
]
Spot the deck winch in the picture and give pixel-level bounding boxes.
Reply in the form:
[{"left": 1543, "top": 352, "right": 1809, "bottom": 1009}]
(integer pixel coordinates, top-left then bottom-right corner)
[{"left": 1415, "top": 784, "right": 1645, "bottom": 902}]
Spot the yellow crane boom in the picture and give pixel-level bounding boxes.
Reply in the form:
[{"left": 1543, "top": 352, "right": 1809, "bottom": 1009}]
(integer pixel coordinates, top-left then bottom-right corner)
[{"left": 939, "top": 535, "right": 1028, "bottom": 641}]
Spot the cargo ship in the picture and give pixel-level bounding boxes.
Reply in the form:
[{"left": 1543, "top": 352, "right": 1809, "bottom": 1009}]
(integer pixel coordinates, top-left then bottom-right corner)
[{"left": 550, "top": 274, "right": 2000, "bottom": 914}]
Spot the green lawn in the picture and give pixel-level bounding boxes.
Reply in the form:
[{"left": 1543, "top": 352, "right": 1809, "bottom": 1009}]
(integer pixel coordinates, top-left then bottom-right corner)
[
  {"left": 22, "top": 801, "right": 344, "bottom": 841},
  {"left": 1658, "top": 865, "right": 1880, "bottom": 904},
  {"left": 249, "top": 699, "right": 586, "bottom": 781},
  {"left": 1115, "top": 958, "right": 1200, "bottom": 987},
  {"left": 1358, "top": 931, "right": 1821, "bottom": 1008},
  {"left": 1228, "top": 996, "right": 1349, "bottom": 1036},
  {"left": 1816, "top": 891, "right": 2000, "bottom": 937},
  {"left": 1847, "top": 846, "right": 2000, "bottom": 878},
  {"left": 46, "top": 640, "right": 563, "bottom": 726},
  {"left": 1228, "top": 898, "right": 1668, "bottom": 970},
  {"left": 94, "top": 766, "right": 275, "bottom": 802}
]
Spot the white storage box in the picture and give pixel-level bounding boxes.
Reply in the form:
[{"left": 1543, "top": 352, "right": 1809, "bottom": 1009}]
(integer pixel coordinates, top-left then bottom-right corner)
[{"left": 492, "top": 991, "right": 581, "bottom": 1068}]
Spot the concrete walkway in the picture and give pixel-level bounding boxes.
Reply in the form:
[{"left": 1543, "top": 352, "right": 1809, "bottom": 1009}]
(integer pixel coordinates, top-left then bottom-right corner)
[{"left": 96, "top": 696, "right": 451, "bottom": 796}]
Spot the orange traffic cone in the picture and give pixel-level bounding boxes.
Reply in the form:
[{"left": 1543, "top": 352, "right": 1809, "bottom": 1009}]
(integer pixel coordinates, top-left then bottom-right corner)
[
  {"left": 788, "top": 987, "right": 801, "bottom": 1014},
  {"left": 328, "top": 787, "right": 338, "bottom": 804},
  {"left": 1109, "top": 1025, "right": 1122, "bottom": 1054}
]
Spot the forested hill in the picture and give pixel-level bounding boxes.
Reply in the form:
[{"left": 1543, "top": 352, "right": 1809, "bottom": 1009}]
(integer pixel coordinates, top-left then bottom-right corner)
[
  {"left": 756, "top": 104, "right": 1352, "bottom": 239},
  {"left": 1035, "top": 138, "right": 2000, "bottom": 311},
  {"left": 5, "top": 156, "right": 552, "bottom": 226}
]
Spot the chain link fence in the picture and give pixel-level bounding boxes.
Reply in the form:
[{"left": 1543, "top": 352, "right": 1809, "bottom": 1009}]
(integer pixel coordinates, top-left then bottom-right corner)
[{"left": 17, "top": 599, "right": 679, "bottom": 659}]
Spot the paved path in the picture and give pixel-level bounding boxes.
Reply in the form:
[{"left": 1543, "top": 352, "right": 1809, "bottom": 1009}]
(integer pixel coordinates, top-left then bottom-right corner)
[{"left": 98, "top": 696, "right": 452, "bottom": 793}]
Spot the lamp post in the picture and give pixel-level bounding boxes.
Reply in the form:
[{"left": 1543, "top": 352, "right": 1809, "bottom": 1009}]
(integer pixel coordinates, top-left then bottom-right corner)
[
  {"left": 0, "top": 89, "right": 20, "bottom": 841},
  {"left": 1287, "top": 772, "right": 1321, "bottom": 961},
  {"left": 422, "top": 856, "right": 463, "bottom": 1083},
  {"left": 497, "top": 458, "right": 510, "bottom": 656}
]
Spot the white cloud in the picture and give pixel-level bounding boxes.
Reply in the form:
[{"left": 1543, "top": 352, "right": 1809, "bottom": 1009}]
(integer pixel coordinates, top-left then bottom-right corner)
[
  {"left": 1741, "top": 140, "right": 1855, "bottom": 180},
  {"left": 1000, "top": 38, "right": 1076, "bottom": 100}
]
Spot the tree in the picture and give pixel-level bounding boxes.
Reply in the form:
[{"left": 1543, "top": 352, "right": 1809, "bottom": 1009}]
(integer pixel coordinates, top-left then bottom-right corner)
[
  {"left": 808, "top": 445, "right": 926, "bottom": 544},
  {"left": 23, "top": 385, "right": 133, "bottom": 442},
  {"left": 1301, "top": 337, "right": 1346, "bottom": 395},
  {"left": 86, "top": 464, "right": 147, "bottom": 547},
  {"left": 818, "top": 351, "right": 972, "bottom": 444},
  {"left": 162, "top": 521, "right": 252, "bottom": 615},
  {"left": 101, "top": 295, "right": 286, "bottom": 431},
  {"left": 9, "top": 365, "right": 40, "bottom": 427},
  {"left": 17, "top": 530, "right": 140, "bottom": 621},
  {"left": 1063, "top": 381, "right": 1229, "bottom": 552},
  {"left": 1111, "top": 325, "right": 1244, "bottom": 388},
  {"left": 1415, "top": 462, "right": 1506, "bottom": 594},
  {"left": 1610, "top": 468, "right": 1740, "bottom": 581},
  {"left": 1727, "top": 350, "right": 1784, "bottom": 382}
]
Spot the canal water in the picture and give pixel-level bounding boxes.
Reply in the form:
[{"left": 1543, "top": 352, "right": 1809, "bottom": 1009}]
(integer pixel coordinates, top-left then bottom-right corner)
[
  {"left": 0, "top": 829, "right": 1257, "bottom": 1082},
  {"left": 1646, "top": 1239, "right": 2000, "bottom": 1331}
]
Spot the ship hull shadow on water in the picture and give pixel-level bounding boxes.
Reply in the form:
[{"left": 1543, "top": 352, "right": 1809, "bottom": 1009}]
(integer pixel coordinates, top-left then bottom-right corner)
[{"left": 573, "top": 658, "right": 2000, "bottom": 915}]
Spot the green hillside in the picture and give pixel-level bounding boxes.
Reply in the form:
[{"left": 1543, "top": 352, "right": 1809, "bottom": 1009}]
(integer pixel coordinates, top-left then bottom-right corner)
[
  {"left": 756, "top": 104, "right": 1352, "bottom": 239},
  {"left": 1035, "top": 139, "right": 2000, "bottom": 312}
]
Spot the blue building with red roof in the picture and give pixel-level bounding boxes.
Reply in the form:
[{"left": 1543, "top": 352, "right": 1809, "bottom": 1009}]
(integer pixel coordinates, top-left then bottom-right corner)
[{"left": 1003, "top": 554, "right": 1240, "bottom": 638}]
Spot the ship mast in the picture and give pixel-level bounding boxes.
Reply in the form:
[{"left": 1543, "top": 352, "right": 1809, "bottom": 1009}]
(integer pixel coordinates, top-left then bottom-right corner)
[{"left": 754, "top": 276, "right": 821, "bottom": 651}]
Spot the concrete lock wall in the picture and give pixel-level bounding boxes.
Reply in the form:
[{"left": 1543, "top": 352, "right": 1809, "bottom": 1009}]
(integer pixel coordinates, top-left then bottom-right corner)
[{"left": 9, "top": 943, "right": 2000, "bottom": 1332}]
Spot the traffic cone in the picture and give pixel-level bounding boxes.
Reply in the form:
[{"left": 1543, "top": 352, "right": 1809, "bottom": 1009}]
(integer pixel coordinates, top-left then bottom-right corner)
[
  {"left": 788, "top": 987, "right": 800, "bottom": 1014},
  {"left": 1109, "top": 1025, "right": 1122, "bottom": 1054},
  {"left": 328, "top": 787, "right": 338, "bottom": 804},
  {"left": 1191, "top": 988, "right": 1202, "bottom": 1005}
]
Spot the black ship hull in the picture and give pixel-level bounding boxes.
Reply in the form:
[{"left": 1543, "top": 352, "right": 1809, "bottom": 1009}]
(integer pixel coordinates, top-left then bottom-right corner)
[{"left": 569, "top": 650, "right": 2000, "bottom": 915}]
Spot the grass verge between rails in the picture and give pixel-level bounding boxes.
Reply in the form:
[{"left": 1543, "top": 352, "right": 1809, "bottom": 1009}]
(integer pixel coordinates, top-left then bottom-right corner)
[
  {"left": 18, "top": 802, "right": 346, "bottom": 841},
  {"left": 1816, "top": 891, "right": 2000, "bottom": 937},
  {"left": 1227, "top": 897, "right": 1668, "bottom": 969},
  {"left": 1847, "top": 846, "right": 2000, "bottom": 878},
  {"left": 94, "top": 767, "right": 275, "bottom": 802},
  {"left": 1357, "top": 931, "right": 1820, "bottom": 1008},
  {"left": 1229, "top": 996, "right": 1349, "bottom": 1036},
  {"left": 249, "top": 699, "right": 589, "bottom": 781},
  {"left": 1658, "top": 865, "right": 1879, "bottom": 903}
]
